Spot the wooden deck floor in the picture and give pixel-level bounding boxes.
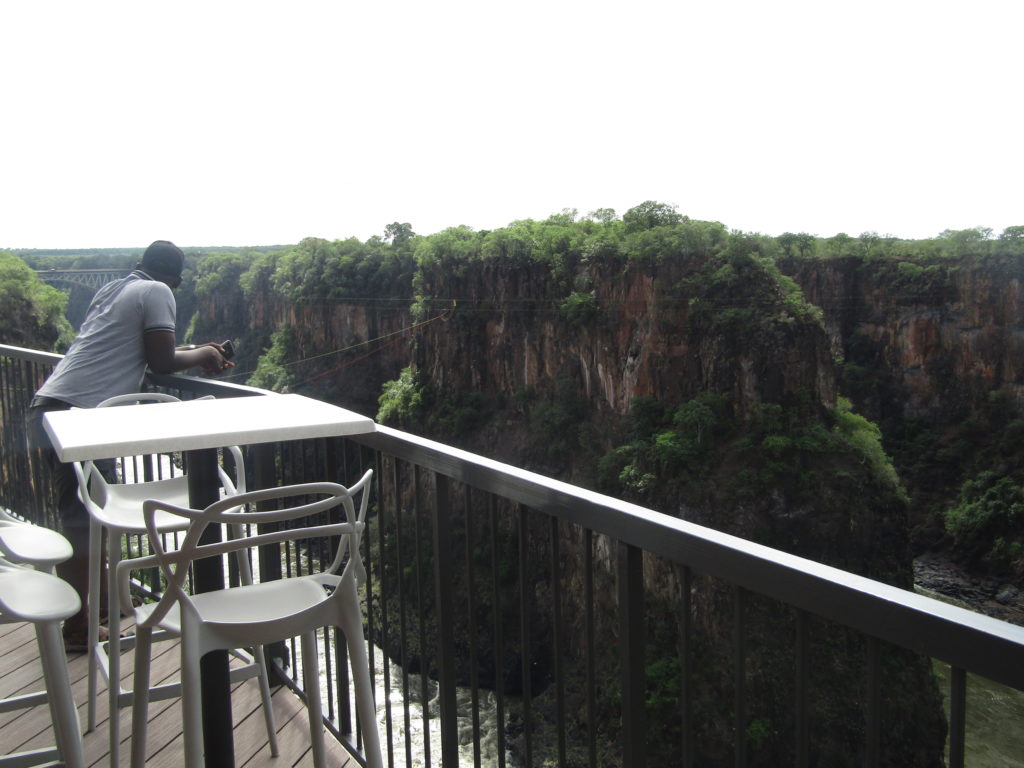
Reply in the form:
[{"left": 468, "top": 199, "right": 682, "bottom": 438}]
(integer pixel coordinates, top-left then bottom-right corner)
[{"left": 0, "top": 619, "right": 357, "bottom": 767}]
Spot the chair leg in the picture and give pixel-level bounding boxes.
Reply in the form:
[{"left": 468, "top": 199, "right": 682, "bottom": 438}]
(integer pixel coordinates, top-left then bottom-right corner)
[
  {"left": 87, "top": 519, "right": 102, "bottom": 732},
  {"left": 253, "top": 644, "right": 279, "bottom": 756},
  {"left": 130, "top": 627, "right": 153, "bottom": 768},
  {"left": 180, "top": 627, "right": 205, "bottom": 768},
  {"left": 337, "top": 579, "right": 383, "bottom": 768},
  {"left": 36, "top": 620, "right": 85, "bottom": 768},
  {"left": 106, "top": 533, "right": 123, "bottom": 768},
  {"left": 301, "top": 631, "right": 326, "bottom": 768}
]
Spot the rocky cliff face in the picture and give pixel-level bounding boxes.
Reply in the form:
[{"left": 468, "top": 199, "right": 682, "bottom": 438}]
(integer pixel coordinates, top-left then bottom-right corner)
[
  {"left": 412, "top": 254, "right": 837, "bottom": 463},
  {"left": 781, "top": 254, "right": 1024, "bottom": 424},
  {"left": 780, "top": 253, "right": 1024, "bottom": 559},
  {"left": 191, "top": 278, "right": 412, "bottom": 416},
  {"left": 192, "top": 252, "right": 848, "bottom": 444}
]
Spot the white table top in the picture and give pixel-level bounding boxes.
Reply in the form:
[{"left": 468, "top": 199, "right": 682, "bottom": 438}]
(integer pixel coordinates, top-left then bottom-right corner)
[{"left": 43, "top": 393, "right": 376, "bottom": 462}]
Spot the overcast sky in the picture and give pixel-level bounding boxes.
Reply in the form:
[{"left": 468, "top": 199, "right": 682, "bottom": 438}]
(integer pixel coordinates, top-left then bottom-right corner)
[{"left": 2, "top": 1, "right": 1020, "bottom": 250}]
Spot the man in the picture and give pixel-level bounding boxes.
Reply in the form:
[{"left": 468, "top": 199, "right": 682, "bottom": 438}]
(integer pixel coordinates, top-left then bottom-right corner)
[{"left": 27, "top": 240, "right": 233, "bottom": 650}]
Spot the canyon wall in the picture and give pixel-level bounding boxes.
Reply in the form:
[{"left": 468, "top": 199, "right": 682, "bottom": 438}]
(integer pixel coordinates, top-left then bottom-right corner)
[
  {"left": 413, "top": 255, "right": 836, "bottom": 434},
  {"left": 781, "top": 254, "right": 1024, "bottom": 425},
  {"left": 190, "top": 261, "right": 412, "bottom": 416}
]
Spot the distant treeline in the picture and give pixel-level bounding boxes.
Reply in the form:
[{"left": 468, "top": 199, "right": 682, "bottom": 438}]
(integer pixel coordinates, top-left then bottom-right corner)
[
  {"left": 15, "top": 245, "right": 291, "bottom": 272},
  {"left": 10, "top": 204, "right": 1024, "bottom": 278},
  {"left": 176, "top": 205, "right": 1024, "bottom": 321}
]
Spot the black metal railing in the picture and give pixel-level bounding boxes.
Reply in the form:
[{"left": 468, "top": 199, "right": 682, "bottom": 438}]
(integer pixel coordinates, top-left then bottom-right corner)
[{"left": 3, "top": 343, "right": 1023, "bottom": 767}]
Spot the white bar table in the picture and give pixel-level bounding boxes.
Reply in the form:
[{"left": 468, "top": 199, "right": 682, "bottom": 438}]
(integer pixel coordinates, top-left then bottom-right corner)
[{"left": 44, "top": 393, "right": 375, "bottom": 767}]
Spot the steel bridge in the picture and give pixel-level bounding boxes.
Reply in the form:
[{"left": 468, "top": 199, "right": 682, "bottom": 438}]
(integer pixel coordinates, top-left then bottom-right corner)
[{"left": 36, "top": 269, "right": 125, "bottom": 290}]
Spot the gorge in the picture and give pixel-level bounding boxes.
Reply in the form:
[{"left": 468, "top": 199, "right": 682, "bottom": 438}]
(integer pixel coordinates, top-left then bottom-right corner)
[
  {"left": 9, "top": 211, "right": 1024, "bottom": 765},
  {"left": 184, "top": 217, "right": 1023, "bottom": 765}
]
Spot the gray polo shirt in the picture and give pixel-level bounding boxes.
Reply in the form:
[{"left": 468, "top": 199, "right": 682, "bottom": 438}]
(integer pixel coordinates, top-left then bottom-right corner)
[{"left": 36, "top": 270, "right": 176, "bottom": 408}]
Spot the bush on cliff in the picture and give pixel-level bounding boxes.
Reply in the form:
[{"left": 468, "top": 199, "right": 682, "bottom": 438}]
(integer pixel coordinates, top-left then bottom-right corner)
[
  {"left": 945, "top": 471, "right": 1024, "bottom": 577},
  {"left": 247, "top": 327, "right": 297, "bottom": 393}
]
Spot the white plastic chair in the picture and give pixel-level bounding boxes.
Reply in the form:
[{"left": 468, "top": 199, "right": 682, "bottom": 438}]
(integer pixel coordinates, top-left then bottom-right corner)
[
  {"left": 0, "top": 509, "right": 73, "bottom": 574},
  {"left": 117, "top": 473, "right": 383, "bottom": 768},
  {"left": 0, "top": 559, "right": 85, "bottom": 768},
  {"left": 74, "top": 392, "right": 266, "bottom": 767}
]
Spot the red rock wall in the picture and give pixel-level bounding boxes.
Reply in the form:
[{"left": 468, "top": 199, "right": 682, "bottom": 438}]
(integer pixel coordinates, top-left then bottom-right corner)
[{"left": 782, "top": 254, "right": 1024, "bottom": 422}]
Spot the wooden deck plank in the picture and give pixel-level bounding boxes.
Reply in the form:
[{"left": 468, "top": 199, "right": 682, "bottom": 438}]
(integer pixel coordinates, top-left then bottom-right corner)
[{"left": 0, "top": 621, "right": 357, "bottom": 768}]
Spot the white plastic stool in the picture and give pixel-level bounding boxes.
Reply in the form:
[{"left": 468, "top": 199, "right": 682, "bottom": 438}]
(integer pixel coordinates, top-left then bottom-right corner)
[
  {"left": 0, "top": 562, "right": 85, "bottom": 768},
  {"left": 0, "top": 510, "right": 74, "bottom": 574}
]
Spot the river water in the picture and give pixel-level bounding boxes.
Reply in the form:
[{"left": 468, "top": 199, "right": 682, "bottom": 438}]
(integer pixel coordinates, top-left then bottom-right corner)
[
  {"left": 933, "top": 661, "right": 1024, "bottom": 767},
  {"left": 915, "top": 554, "right": 1024, "bottom": 767},
  {"left": 371, "top": 666, "right": 505, "bottom": 767},
  {"left": 361, "top": 646, "right": 1024, "bottom": 768}
]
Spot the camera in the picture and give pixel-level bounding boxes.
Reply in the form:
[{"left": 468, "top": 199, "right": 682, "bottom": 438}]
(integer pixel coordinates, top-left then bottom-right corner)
[{"left": 221, "top": 339, "right": 235, "bottom": 360}]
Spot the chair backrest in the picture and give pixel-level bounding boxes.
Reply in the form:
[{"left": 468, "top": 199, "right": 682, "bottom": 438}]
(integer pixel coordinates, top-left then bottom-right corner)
[
  {"left": 0, "top": 508, "right": 26, "bottom": 526},
  {"left": 121, "top": 472, "right": 373, "bottom": 628},
  {"left": 74, "top": 393, "right": 246, "bottom": 501},
  {"left": 89, "top": 393, "right": 184, "bottom": 485},
  {"left": 96, "top": 392, "right": 182, "bottom": 408}
]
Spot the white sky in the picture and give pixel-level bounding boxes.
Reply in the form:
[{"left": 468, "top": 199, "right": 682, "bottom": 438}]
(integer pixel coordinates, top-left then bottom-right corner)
[{"left": 1, "top": 0, "right": 1021, "bottom": 250}]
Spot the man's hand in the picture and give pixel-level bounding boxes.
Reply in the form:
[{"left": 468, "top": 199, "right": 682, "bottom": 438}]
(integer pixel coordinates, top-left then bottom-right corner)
[
  {"left": 195, "top": 345, "right": 234, "bottom": 376},
  {"left": 147, "top": 333, "right": 236, "bottom": 376}
]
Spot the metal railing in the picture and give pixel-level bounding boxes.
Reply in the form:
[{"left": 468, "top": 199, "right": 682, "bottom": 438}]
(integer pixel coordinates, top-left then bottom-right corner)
[{"left": 3, "top": 343, "right": 1023, "bottom": 767}]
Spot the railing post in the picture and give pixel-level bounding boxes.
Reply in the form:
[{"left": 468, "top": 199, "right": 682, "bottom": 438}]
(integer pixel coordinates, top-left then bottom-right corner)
[
  {"left": 948, "top": 666, "right": 966, "bottom": 768},
  {"left": 519, "top": 505, "right": 533, "bottom": 766},
  {"left": 618, "top": 541, "right": 645, "bottom": 768},
  {"left": 585, "top": 529, "right": 597, "bottom": 768},
  {"left": 795, "top": 609, "right": 809, "bottom": 768},
  {"left": 432, "top": 473, "right": 459, "bottom": 766},
  {"left": 413, "top": 465, "right": 432, "bottom": 767},
  {"left": 865, "top": 637, "right": 881, "bottom": 768},
  {"left": 735, "top": 586, "right": 747, "bottom": 768},
  {"left": 681, "top": 565, "right": 693, "bottom": 768},
  {"left": 393, "top": 458, "right": 413, "bottom": 768},
  {"left": 551, "top": 516, "right": 566, "bottom": 767},
  {"left": 490, "top": 495, "right": 507, "bottom": 768}
]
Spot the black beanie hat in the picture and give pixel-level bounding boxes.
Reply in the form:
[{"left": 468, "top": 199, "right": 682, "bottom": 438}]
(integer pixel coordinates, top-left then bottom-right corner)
[{"left": 140, "top": 240, "right": 185, "bottom": 279}]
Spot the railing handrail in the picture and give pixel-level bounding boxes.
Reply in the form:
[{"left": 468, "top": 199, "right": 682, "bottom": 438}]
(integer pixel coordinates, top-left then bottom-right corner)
[
  {"left": 147, "top": 371, "right": 272, "bottom": 399},
  {"left": 0, "top": 343, "right": 62, "bottom": 367}
]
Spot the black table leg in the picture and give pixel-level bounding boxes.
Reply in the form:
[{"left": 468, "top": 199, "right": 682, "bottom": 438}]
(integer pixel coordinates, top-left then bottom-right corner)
[{"left": 187, "top": 447, "right": 235, "bottom": 767}]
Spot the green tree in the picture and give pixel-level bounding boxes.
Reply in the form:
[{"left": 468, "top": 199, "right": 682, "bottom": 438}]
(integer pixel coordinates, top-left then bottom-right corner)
[
  {"left": 559, "top": 291, "right": 599, "bottom": 326},
  {"left": 0, "top": 252, "right": 74, "bottom": 350},
  {"left": 544, "top": 208, "right": 578, "bottom": 226},
  {"left": 944, "top": 471, "right": 1024, "bottom": 574},
  {"left": 622, "top": 200, "right": 683, "bottom": 233},
  {"left": 939, "top": 227, "right": 994, "bottom": 256},
  {"left": 377, "top": 366, "right": 426, "bottom": 426},
  {"left": 777, "top": 232, "right": 817, "bottom": 258},
  {"left": 247, "top": 327, "right": 297, "bottom": 393},
  {"left": 586, "top": 207, "right": 617, "bottom": 223},
  {"left": 823, "top": 232, "right": 860, "bottom": 258},
  {"left": 383, "top": 222, "right": 416, "bottom": 247}
]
